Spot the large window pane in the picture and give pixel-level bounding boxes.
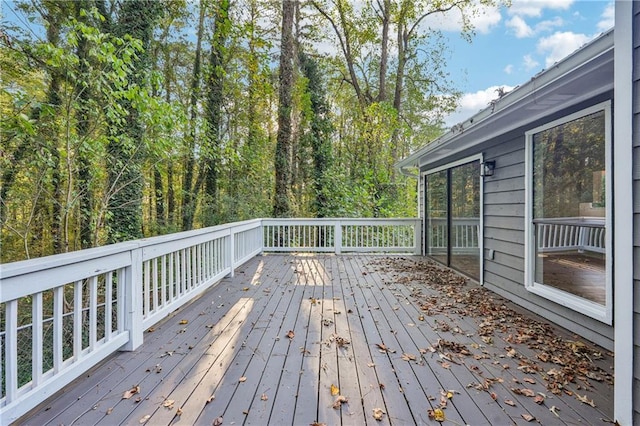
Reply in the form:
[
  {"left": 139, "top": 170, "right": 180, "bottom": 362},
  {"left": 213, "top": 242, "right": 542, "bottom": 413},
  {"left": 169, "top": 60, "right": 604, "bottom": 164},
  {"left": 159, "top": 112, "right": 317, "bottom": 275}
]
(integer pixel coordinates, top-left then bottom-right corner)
[
  {"left": 531, "top": 110, "right": 606, "bottom": 304},
  {"left": 426, "top": 170, "right": 447, "bottom": 265},
  {"left": 450, "top": 162, "right": 480, "bottom": 280}
]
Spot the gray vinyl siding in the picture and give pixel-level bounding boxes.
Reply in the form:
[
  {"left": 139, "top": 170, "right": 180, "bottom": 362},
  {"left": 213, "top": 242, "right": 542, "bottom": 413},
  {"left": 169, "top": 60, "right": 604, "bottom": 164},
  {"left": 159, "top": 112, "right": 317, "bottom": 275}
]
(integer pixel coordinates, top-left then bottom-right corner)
[
  {"left": 421, "top": 93, "right": 614, "bottom": 350},
  {"left": 632, "top": 2, "right": 640, "bottom": 423}
]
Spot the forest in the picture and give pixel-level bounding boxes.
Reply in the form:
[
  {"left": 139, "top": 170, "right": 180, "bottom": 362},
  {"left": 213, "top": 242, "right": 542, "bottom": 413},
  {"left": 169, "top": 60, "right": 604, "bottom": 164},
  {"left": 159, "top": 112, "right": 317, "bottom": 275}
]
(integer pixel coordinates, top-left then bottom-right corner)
[{"left": 0, "top": 0, "right": 501, "bottom": 263}]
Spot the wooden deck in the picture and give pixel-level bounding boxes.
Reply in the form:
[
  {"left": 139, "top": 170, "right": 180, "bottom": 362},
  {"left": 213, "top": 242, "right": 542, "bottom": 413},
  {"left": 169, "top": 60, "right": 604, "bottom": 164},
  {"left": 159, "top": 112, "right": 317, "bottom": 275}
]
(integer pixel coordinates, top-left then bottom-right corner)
[{"left": 18, "top": 254, "right": 613, "bottom": 426}]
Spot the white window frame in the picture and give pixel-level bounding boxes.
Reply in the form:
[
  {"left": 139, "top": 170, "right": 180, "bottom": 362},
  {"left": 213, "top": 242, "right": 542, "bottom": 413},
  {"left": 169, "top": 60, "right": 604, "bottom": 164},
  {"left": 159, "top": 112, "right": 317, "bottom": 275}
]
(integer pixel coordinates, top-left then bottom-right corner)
[
  {"left": 524, "top": 101, "right": 612, "bottom": 324},
  {"left": 422, "top": 154, "right": 484, "bottom": 285}
]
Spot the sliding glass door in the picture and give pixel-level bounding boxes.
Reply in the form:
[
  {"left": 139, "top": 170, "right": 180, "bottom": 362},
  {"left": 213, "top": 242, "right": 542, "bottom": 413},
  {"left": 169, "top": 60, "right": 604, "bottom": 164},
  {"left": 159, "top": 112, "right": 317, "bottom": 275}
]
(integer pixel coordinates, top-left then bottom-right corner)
[{"left": 425, "top": 159, "right": 481, "bottom": 280}]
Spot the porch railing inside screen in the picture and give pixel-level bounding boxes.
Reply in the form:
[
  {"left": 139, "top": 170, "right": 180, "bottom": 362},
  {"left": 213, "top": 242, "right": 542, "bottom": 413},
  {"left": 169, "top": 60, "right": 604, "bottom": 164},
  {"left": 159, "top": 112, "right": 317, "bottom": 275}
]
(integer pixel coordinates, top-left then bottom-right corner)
[
  {"left": 0, "top": 218, "right": 420, "bottom": 423},
  {"left": 426, "top": 217, "right": 480, "bottom": 254},
  {"left": 534, "top": 217, "right": 606, "bottom": 254}
]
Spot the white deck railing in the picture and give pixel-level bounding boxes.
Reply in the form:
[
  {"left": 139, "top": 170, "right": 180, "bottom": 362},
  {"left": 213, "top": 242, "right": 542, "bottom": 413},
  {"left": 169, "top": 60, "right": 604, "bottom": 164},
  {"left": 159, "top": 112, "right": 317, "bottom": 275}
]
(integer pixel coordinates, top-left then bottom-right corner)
[
  {"left": 426, "top": 218, "right": 480, "bottom": 254},
  {"left": 0, "top": 218, "right": 419, "bottom": 423},
  {"left": 534, "top": 217, "right": 605, "bottom": 254}
]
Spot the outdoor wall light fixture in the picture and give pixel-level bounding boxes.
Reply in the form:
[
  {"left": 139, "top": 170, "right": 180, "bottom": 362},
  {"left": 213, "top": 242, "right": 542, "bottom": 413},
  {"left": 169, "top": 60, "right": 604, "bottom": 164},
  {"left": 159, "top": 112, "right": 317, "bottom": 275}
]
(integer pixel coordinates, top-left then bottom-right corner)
[{"left": 481, "top": 160, "right": 496, "bottom": 177}]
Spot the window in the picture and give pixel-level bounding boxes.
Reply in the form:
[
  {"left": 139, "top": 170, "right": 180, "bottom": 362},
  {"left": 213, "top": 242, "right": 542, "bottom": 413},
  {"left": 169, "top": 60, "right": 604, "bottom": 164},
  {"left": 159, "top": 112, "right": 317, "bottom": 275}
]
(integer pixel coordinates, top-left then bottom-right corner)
[
  {"left": 425, "top": 157, "right": 481, "bottom": 281},
  {"left": 525, "top": 102, "right": 611, "bottom": 323}
]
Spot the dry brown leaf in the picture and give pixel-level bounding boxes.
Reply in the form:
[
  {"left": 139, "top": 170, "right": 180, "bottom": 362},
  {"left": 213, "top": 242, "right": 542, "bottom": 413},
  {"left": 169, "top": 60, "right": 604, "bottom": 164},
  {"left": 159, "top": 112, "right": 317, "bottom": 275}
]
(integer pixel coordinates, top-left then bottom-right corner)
[
  {"left": 367, "top": 362, "right": 376, "bottom": 367},
  {"left": 330, "top": 384, "right": 339, "bottom": 396},
  {"left": 401, "top": 353, "right": 416, "bottom": 361},
  {"left": 376, "top": 343, "right": 395, "bottom": 353},
  {"left": 176, "top": 407, "right": 183, "bottom": 416},
  {"left": 123, "top": 385, "right": 140, "bottom": 399},
  {"left": 139, "top": 414, "right": 150, "bottom": 423},
  {"left": 490, "top": 392, "right": 497, "bottom": 401},
  {"left": 504, "top": 399, "right": 516, "bottom": 406},
  {"left": 212, "top": 416, "right": 223, "bottom": 425},
  {"left": 440, "top": 361, "right": 451, "bottom": 369},
  {"left": 206, "top": 395, "right": 215, "bottom": 404},
  {"left": 239, "top": 376, "right": 247, "bottom": 383},
  {"left": 372, "top": 407, "right": 385, "bottom": 421},
  {"left": 162, "top": 399, "right": 175, "bottom": 408},
  {"left": 310, "top": 423, "right": 326, "bottom": 426},
  {"left": 286, "top": 330, "right": 295, "bottom": 339},
  {"left": 534, "top": 395, "right": 545, "bottom": 405},
  {"left": 521, "top": 414, "right": 535, "bottom": 422},
  {"left": 523, "top": 377, "right": 536, "bottom": 384},
  {"left": 428, "top": 408, "right": 446, "bottom": 422},
  {"left": 179, "top": 319, "right": 188, "bottom": 325},
  {"left": 106, "top": 407, "right": 113, "bottom": 415},
  {"left": 576, "top": 393, "right": 596, "bottom": 407},
  {"left": 242, "top": 287, "right": 250, "bottom": 291},
  {"left": 147, "top": 327, "right": 155, "bottom": 333},
  {"left": 332, "top": 395, "right": 348, "bottom": 409}
]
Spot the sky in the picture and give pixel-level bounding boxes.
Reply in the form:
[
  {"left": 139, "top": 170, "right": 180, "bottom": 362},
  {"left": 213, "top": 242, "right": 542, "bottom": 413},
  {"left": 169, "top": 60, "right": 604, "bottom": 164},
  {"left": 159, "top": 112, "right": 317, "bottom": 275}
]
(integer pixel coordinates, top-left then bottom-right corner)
[{"left": 430, "top": 0, "right": 614, "bottom": 127}]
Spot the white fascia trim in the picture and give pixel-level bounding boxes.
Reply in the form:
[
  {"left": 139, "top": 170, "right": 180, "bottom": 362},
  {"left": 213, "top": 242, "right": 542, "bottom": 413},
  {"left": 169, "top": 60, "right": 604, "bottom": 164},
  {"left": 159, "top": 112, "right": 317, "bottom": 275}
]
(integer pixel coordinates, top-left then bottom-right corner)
[{"left": 613, "top": 1, "right": 634, "bottom": 424}]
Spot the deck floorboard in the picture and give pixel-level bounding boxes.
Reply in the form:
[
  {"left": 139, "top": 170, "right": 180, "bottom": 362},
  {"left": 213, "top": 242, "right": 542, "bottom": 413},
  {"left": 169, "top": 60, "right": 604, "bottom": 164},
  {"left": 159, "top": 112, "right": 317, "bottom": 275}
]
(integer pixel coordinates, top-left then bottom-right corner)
[{"left": 19, "top": 254, "right": 613, "bottom": 426}]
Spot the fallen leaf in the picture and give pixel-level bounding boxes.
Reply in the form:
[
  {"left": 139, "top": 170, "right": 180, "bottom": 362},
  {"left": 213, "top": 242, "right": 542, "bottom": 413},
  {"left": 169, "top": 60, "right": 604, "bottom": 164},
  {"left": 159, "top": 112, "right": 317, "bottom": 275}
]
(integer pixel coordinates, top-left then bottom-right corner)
[
  {"left": 330, "top": 384, "right": 340, "bottom": 396},
  {"left": 179, "top": 319, "right": 188, "bottom": 325},
  {"left": 367, "top": 362, "right": 376, "bottom": 367},
  {"left": 428, "top": 408, "right": 446, "bottom": 422},
  {"left": 163, "top": 399, "right": 175, "bottom": 408},
  {"left": 123, "top": 386, "right": 140, "bottom": 399},
  {"left": 106, "top": 407, "right": 113, "bottom": 415},
  {"left": 332, "top": 395, "right": 348, "bottom": 409},
  {"left": 576, "top": 393, "right": 596, "bottom": 407},
  {"left": 534, "top": 394, "right": 545, "bottom": 405},
  {"left": 418, "top": 315, "right": 425, "bottom": 321},
  {"left": 139, "top": 414, "right": 150, "bottom": 423},
  {"left": 372, "top": 407, "right": 385, "bottom": 421},
  {"left": 549, "top": 406, "right": 560, "bottom": 416},
  {"left": 521, "top": 414, "right": 535, "bottom": 422},
  {"left": 239, "top": 376, "right": 247, "bottom": 383},
  {"left": 440, "top": 361, "right": 451, "bottom": 369},
  {"left": 147, "top": 327, "right": 155, "bottom": 333},
  {"left": 286, "top": 330, "right": 295, "bottom": 339},
  {"left": 504, "top": 399, "right": 516, "bottom": 406},
  {"left": 213, "top": 416, "right": 223, "bottom": 425},
  {"left": 401, "top": 353, "right": 416, "bottom": 361},
  {"left": 446, "top": 390, "right": 454, "bottom": 399},
  {"left": 379, "top": 383, "right": 385, "bottom": 390},
  {"left": 261, "top": 393, "right": 268, "bottom": 401},
  {"left": 490, "top": 392, "right": 497, "bottom": 400},
  {"left": 376, "top": 343, "right": 395, "bottom": 353},
  {"left": 523, "top": 377, "right": 536, "bottom": 384},
  {"left": 242, "top": 287, "right": 250, "bottom": 291},
  {"left": 176, "top": 407, "right": 183, "bottom": 416},
  {"left": 206, "top": 395, "right": 215, "bottom": 404},
  {"left": 310, "top": 423, "right": 326, "bottom": 426}
]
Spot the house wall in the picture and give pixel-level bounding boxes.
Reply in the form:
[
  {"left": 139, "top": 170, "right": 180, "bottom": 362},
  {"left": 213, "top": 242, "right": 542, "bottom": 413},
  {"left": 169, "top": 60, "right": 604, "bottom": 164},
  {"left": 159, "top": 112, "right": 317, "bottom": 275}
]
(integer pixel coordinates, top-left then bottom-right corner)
[
  {"left": 420, "top": 93, "right": 614, "bottom": 350},
  {"left": 632, "top": 2, "right": 640, "bottom": 423}
]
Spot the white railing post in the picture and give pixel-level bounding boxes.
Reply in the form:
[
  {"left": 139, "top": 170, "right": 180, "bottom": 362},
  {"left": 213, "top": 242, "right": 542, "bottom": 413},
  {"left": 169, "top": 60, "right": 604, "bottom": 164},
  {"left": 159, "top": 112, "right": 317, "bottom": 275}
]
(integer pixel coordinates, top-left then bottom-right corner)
[
  {"left": 335, "top": 220, "right": 342, "bottom": 254},
  {"left": 228, "top": 228, "right": 235, "bottom": 278},
  {"left": 414, "top": 219, "right": 422, "bottom": 255},
  {"left": 122, "top": 247, "right": 144, "bottom": 351}
]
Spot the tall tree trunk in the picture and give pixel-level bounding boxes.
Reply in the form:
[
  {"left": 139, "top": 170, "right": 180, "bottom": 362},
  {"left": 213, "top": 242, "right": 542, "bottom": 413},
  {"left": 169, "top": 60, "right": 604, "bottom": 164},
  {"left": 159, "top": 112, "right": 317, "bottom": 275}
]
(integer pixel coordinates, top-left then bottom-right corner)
[
  {"left": 106, "top": 0, "right": 162, "bottom": 243},
  {"left": 75, "top": 0, "right": 95, "bottom": 249},
  {"left": 377, "top": 0, "right": 391, "bottom": 102},
  {"left": 273, "top": 0, "right": 295, "bottom": 217},
  {"left": 202, "top": 0, "right": 230, "bottom": 226},
  {"left": 181, "top": 0, "right": 206, "bottom": 231},
  {"left": 167, "top": 160, "right": 176, "bottom": 226}
]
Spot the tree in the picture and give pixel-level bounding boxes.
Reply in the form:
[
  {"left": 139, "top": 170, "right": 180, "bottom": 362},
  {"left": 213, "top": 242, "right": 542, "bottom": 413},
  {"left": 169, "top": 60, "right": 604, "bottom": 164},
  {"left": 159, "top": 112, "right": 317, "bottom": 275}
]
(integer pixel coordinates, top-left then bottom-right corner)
[
  {"left": 105, "top": 0, "right": 163, "bottom": 243},
  {"left": 273, "top": 0, "right": 296, "bottom": 217}
]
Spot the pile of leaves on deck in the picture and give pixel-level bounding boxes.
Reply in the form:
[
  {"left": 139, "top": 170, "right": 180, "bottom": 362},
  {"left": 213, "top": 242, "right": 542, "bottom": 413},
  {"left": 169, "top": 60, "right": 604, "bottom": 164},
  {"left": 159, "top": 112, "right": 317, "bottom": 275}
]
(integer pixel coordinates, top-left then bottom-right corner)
[{"left": 371, "top": 256, "right": 613, "bottom": 410}]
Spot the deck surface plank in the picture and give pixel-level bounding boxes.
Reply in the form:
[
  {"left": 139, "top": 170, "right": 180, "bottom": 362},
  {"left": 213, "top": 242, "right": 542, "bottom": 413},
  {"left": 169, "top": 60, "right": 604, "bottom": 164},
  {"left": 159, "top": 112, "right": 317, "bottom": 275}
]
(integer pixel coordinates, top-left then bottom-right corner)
[{"left": 19, "top": 254, "right": 614, "bottom": 426}]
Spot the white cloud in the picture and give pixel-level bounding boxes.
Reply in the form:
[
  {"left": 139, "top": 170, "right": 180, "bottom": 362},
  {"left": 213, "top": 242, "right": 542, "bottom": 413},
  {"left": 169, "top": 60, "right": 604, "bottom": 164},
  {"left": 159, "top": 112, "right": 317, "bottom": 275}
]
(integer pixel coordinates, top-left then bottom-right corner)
[
  {"left": 534, "top": 17, "right": 564, "bottom": 33},
  {"left": 537, "top": 31, "right": 591, "bottom": 67},
  {"left": 523, "top": 54, "right": 540, "bottom": 71},
  {"left": 506, "top": 16, "right": 534, "bottom": 38},
  {"left": 423, "top": 4, "right": 502, "bottom": 34},
  {"left": 504, "top": 64, "right": 514, "bottom": 74},
  {"left": 597, "top": 2, "right": 614, "bottom": 32},
  {"left": 444, "top": 85, "right": 516, "bottom": 127},
  {"left": 508, "top": 0, "right": 574, "bottom": 18}
]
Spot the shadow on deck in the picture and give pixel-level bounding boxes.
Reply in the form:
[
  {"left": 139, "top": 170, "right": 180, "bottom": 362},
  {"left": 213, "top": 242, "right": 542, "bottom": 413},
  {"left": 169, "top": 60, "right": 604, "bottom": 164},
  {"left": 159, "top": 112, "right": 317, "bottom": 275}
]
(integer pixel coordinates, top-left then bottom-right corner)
[{"left": 19, "top": 254, "right": 613, "bottom": 426}]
